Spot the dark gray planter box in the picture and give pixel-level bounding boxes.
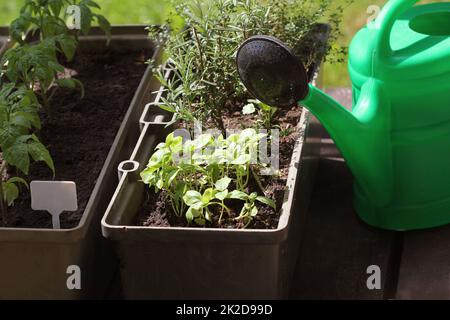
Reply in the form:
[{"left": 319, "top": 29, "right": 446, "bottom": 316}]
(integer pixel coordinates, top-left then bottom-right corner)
[
  {"left": 0, "top": 25, "right": 163, "bottom": 299},
  {"left": 101, "top": 56, "right": 325, "bottom": 298}
]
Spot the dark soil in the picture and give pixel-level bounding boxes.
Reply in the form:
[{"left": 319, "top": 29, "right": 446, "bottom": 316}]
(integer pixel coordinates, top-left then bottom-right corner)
[
  {"left": 1, "top": 49, "right": 150, "bottom": 229},
  {"left": 134, "top": 105, "right": 303, "bottom": 229}
]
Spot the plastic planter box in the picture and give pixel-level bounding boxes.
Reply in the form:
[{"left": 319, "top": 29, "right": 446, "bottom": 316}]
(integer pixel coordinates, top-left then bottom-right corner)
[
  {"left": 0, "top": 26, "right": 163, "bottom": 299},
  {"left": 101, "top": 54, "right": 326, "bottom": 298}
]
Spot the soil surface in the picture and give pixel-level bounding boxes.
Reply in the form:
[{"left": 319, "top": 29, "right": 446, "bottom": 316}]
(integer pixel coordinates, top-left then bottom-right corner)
[
  {"left": 135, "top": 104, "right": 303, "bottom": 229},
  {"left": 1, "top": 49, "right": 150, "bottom": 229}
]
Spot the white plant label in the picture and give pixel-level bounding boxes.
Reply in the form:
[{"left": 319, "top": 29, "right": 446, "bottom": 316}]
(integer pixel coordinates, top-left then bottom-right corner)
[{"left": 30, "top": 181, "right": 78, "bottom": 229}]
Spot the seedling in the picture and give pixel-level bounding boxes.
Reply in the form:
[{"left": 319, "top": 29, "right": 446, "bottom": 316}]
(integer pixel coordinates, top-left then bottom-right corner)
[
  {"left": 141, "top": 129, "right": 275, "bottom": 227},
  {"left": 0, "top": 0, "right": 110, "bottom": 226},
  {"left": 1, "top": 39, "right": 84, "bottom": 118},
  {"left": 242, "top": 99, "right": 278, "bottom": 131},
  {"left": 10, "top": 0, "right": 111, "bottom": 56},
  {"left": 0, "top": 84, "right": 54, "bottom": 226}
]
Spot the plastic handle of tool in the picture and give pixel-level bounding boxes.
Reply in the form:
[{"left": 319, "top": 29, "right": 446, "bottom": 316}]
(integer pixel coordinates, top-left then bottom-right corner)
[{"left": 373, "top": 0, "right": 420, "bottom": 60}]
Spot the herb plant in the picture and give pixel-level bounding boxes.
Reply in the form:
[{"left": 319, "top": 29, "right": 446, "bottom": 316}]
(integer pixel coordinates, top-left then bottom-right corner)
[
  {"left": 141, "top": 129, "right": 275, "bottom": 228},
  {"left": 149, "top": 0, "right": 351, "bottom": 130}
]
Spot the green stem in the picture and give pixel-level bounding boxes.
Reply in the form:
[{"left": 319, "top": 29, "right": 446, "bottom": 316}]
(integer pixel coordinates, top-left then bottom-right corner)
[{"left": 251, "top": 166, "right": 266, "bottom": 196}]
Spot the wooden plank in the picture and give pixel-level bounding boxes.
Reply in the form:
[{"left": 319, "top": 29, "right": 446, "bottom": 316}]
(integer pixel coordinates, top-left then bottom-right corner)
[
  {"left": 290, "top": 88, "right": 399, "bottom": 299},
  {"left": 396, "top": 227, "right": 450, "bottom": 299}
]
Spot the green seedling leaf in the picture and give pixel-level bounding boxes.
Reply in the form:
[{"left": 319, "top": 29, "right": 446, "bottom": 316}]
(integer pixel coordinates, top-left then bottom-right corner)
[
  {"left": 3, "top": 139, "right": 29, "bottom": 174},
  {"left": 215, "top": 189, "right": 228, "bottom": 201},
  {"left": 215, "top": 176, "right": 231, "bottom": 191},
  {"left": 251, "top": 205, "right": 258, "bottom": 217},
  {"left": 27, "top": 135, "right": 55, "bottom": 174},
  {"left": 3, "top": 181, "right": 19, "bottom": 206},
  {"left": 96, "top": 14, "right": 111, "bottom": 44},
  {"left": 183, "top": 190, "right": 202, "bottom": 206},
  {"left": 256, "top": 196, "right": 276, "bottom": 209},
  {"left": 242, "top": 103, "right": 255, "bottom": 115},
  {"left": 228, "top": 190, "right": 248, "bottom": 201},
  {"left": 201, "top": 188, "right": 214, "bottom": 204},
  {"left": 194, "top": 133, "right": 213, "bottom": 150},
  {"left": 186, "top": 207, "right": 194, "bottom": 222}
]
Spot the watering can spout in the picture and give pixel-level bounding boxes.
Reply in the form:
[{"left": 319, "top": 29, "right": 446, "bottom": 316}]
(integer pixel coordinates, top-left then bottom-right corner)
[
  {"left": 236, "top": 35, "right": 393, "bottom": 207},
  {"left": 302, "top": 78, "right": 393, "bottom": 206}
]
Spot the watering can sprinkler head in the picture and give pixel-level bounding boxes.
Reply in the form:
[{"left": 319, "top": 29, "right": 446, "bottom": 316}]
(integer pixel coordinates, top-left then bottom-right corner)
[
  {"left": 236, "top": 34, "right": 394, "bottom": 221},
  {"left": 236, "top": 35, "right": 310, "bottom": 108}
]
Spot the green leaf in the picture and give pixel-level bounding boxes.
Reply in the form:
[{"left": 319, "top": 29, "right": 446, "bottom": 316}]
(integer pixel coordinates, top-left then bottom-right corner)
[
  {"left": 215, "top": 176, "right": 231, "bottom": 191},
  {"left": 27, "top": 136, "right": 55, "bottom": 174},
  {"left": 7, "top": 177, "right": 28, "bottom": 188},
  {"left": 158, "top": 104, "right": 176, "bottom": 113},
  {"left": 0, "top": 126, "right": 24, "bottom": 149},
  {"left": 58, "top": 35, "right": 77, "bottom": 61},
  {"left": 3, "top": 140, "right": 29, "bottom": 174},
  {"left": 242, "top": 103, "right": 255, "bottom": 115},
  {"left": 201, "top": 188, "right": 214, "bottom": 204},
  {"left": 183, "top": 190, "right": 202, "bottom": 206},
  {"left": 251, "top": 205, "right": 258, "bottom": 217},
  {"left": 215, "top": 189, "right": 228, "bottom": 201},
  {"left": 3, "top": 181, "right": 19, "bottom": 206},
  {"left": 231, "top": 154, "right": 251, "bottom": 165},
  {"left": 48, "top": 0, "right": 63, "bottom": 16},
  {"left": 96, "top": 14, "right": 111, "bottom": 44},
  {"left": 194, "top": 133, "right": 212, "bottom": 150},
  {"left": 205, "top": 208, "right": 212, "bottom": 222},
  {"left": 256, "top": 196, "right": 276, "bottom": 209},
  {"left": 84, "top": 0, "right": 101, "bottom": 9},
  {"left": 186, "top": 207, "right": 194, "bottom": 222},
  {"left": 79, "top": 4, "right": 93, "bottom": 35},
  {"left": 55, "top": 78, "right": 85, "bottom": 98},
  {"left": 156, "top": 179, "right": 163, "bottom": 189},
  {"left": 228, "top": 190, "right": 248, "bottom": 201}
]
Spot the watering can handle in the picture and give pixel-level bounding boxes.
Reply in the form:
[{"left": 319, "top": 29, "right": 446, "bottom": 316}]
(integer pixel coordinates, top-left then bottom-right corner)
[{"left": 374, "top": 0, "right": 420, "bottom": 60}]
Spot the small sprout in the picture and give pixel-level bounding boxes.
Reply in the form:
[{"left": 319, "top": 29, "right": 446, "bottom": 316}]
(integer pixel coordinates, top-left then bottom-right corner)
[{"left": 141, "top": 130, "right": 276, "bottom": 228}]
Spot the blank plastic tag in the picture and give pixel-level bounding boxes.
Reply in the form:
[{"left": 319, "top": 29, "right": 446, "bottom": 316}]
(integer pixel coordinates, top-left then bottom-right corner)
[{"left": 31, "top": 181, "right": 78, "bottom": 229}]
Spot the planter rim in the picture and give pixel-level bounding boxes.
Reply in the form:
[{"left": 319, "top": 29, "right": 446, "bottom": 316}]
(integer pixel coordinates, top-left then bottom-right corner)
[{"left": 0, "top": 25, "right": 161, "bottom": 241}]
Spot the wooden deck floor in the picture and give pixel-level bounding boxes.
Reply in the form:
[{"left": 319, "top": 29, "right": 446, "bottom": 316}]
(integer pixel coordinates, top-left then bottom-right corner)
[{"left": 290, "top": 88, "right": 450, "bottom": 300}]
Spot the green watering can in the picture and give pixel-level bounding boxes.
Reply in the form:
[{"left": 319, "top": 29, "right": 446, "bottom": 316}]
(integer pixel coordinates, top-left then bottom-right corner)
[{"left": 236, "top": 0, "right": 450, "bottom": 230}]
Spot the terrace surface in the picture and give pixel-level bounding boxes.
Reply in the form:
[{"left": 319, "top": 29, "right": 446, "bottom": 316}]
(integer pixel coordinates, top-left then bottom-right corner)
[{"left": 290, "top": 88, "right": 450, "bottom": 300}]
